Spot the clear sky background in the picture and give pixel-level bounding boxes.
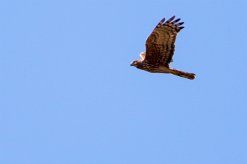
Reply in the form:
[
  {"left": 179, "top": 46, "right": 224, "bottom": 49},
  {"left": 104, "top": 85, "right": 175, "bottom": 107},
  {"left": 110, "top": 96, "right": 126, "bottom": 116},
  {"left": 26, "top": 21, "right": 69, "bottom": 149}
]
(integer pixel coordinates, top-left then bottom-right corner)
[{"left": 0, "top": 0, "right": 247, "bottom": 164}]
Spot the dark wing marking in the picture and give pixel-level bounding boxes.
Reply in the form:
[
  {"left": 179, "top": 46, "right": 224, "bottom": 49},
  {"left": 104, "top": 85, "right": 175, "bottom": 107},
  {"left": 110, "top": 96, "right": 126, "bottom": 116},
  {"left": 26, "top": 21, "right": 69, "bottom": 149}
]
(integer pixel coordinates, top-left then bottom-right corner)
[{"left": 145, "top": 16, "right": 184, "bottom": 67}]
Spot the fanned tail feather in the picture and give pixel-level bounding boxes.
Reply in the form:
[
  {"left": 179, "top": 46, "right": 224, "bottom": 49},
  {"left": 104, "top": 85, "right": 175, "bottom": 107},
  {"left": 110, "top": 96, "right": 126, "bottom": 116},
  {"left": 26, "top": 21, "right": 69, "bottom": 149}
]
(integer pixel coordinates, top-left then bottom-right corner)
[{"left": 169, "top": 68, "right": 196, "bottom": 80}]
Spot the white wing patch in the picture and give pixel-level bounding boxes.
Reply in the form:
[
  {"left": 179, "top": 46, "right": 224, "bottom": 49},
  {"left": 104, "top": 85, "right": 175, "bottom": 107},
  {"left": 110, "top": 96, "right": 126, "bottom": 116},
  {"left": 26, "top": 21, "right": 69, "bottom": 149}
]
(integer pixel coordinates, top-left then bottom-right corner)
[{"left": 139, "top": 52, "right": 146, "bottom": 61}]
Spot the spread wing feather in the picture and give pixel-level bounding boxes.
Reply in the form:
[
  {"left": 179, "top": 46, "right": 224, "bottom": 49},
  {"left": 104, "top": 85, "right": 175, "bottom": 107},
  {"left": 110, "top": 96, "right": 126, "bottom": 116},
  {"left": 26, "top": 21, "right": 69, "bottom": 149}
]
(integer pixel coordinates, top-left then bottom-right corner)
[{"left": 145, "top": 16, "right": 184, "bottom": 67}]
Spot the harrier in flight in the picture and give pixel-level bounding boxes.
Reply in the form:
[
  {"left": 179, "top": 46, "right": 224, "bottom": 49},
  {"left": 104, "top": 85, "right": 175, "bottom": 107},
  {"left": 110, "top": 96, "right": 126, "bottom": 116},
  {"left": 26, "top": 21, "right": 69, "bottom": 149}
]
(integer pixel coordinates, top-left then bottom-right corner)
[{"left": 131, "top": 16, "right": 195, "bottom": 80}]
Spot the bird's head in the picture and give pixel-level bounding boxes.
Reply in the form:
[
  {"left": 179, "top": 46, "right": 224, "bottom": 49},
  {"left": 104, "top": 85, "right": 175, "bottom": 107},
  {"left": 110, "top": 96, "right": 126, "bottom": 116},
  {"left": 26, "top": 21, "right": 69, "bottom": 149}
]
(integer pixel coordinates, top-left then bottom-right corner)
[
  {"left": 130, "top": 60, "right": 142, "bottom": 68},
  {"left": 131, "top": 52, "right": 145, "bottom": 68}
]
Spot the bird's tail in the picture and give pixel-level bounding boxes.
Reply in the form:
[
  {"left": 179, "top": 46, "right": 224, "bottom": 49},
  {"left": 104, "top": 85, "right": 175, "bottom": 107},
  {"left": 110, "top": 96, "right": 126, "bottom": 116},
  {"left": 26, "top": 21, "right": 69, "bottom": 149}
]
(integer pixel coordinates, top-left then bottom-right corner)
[{"left": 169, "top": 68, "right": 196, "bottom": 80}]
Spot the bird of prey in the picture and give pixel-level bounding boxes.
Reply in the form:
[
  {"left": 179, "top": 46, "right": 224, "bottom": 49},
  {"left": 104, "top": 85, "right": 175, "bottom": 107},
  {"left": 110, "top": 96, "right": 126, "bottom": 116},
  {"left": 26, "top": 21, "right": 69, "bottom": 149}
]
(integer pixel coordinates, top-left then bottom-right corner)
[{"left": 130, "top": 16, "right": 195, "bottom": 80}]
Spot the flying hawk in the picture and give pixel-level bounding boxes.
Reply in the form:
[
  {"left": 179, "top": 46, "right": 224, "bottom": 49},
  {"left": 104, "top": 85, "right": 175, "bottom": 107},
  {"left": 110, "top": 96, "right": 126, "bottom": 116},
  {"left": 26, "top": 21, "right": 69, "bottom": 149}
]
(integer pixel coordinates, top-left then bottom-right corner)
[{"left": 131, "top": 16, "right": 195, "bottom": 80}]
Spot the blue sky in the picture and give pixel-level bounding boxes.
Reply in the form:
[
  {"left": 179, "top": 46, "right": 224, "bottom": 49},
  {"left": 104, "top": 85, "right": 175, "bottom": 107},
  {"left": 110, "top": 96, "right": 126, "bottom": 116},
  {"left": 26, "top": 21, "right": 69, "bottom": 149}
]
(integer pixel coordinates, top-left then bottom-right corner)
[{"left": 0, "top": 0, "right": 247, "bottom": 164}]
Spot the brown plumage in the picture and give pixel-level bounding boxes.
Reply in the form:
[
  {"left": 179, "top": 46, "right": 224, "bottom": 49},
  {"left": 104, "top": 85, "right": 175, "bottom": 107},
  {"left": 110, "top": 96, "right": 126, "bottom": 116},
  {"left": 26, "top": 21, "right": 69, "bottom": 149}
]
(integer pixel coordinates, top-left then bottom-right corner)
[{"left": 131, "top": 16, "right": 195, "bottom": 80}]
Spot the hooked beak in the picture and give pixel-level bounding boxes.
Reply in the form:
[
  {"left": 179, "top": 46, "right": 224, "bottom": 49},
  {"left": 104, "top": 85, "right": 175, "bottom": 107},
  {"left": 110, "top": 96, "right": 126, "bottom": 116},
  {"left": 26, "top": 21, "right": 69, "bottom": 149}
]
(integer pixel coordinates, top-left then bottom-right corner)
[{"left": 130, "top": 61, "right": 136, "bottom": 66}]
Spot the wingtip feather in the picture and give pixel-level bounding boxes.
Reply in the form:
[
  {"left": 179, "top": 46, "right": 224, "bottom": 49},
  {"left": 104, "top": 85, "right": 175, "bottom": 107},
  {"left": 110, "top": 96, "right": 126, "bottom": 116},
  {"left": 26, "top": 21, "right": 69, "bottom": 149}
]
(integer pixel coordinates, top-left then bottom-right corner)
[{"left": 167, "top": 16, "right": 176, "bottom": 23}]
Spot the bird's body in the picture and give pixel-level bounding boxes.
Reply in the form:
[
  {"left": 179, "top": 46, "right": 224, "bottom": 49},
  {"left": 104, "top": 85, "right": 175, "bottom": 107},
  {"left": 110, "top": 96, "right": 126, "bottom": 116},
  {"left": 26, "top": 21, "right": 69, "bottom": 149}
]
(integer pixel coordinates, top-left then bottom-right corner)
[{"left": 131, "top": 16, "right": 195, "bottom": 80}]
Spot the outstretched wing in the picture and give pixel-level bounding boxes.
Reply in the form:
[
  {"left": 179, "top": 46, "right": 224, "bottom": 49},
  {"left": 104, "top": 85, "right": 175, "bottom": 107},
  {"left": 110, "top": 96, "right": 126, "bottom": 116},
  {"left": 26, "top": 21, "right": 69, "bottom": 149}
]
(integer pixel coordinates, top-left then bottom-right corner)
[{"left": 145, "top": 16, "right": 184, "bottom": 67}]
